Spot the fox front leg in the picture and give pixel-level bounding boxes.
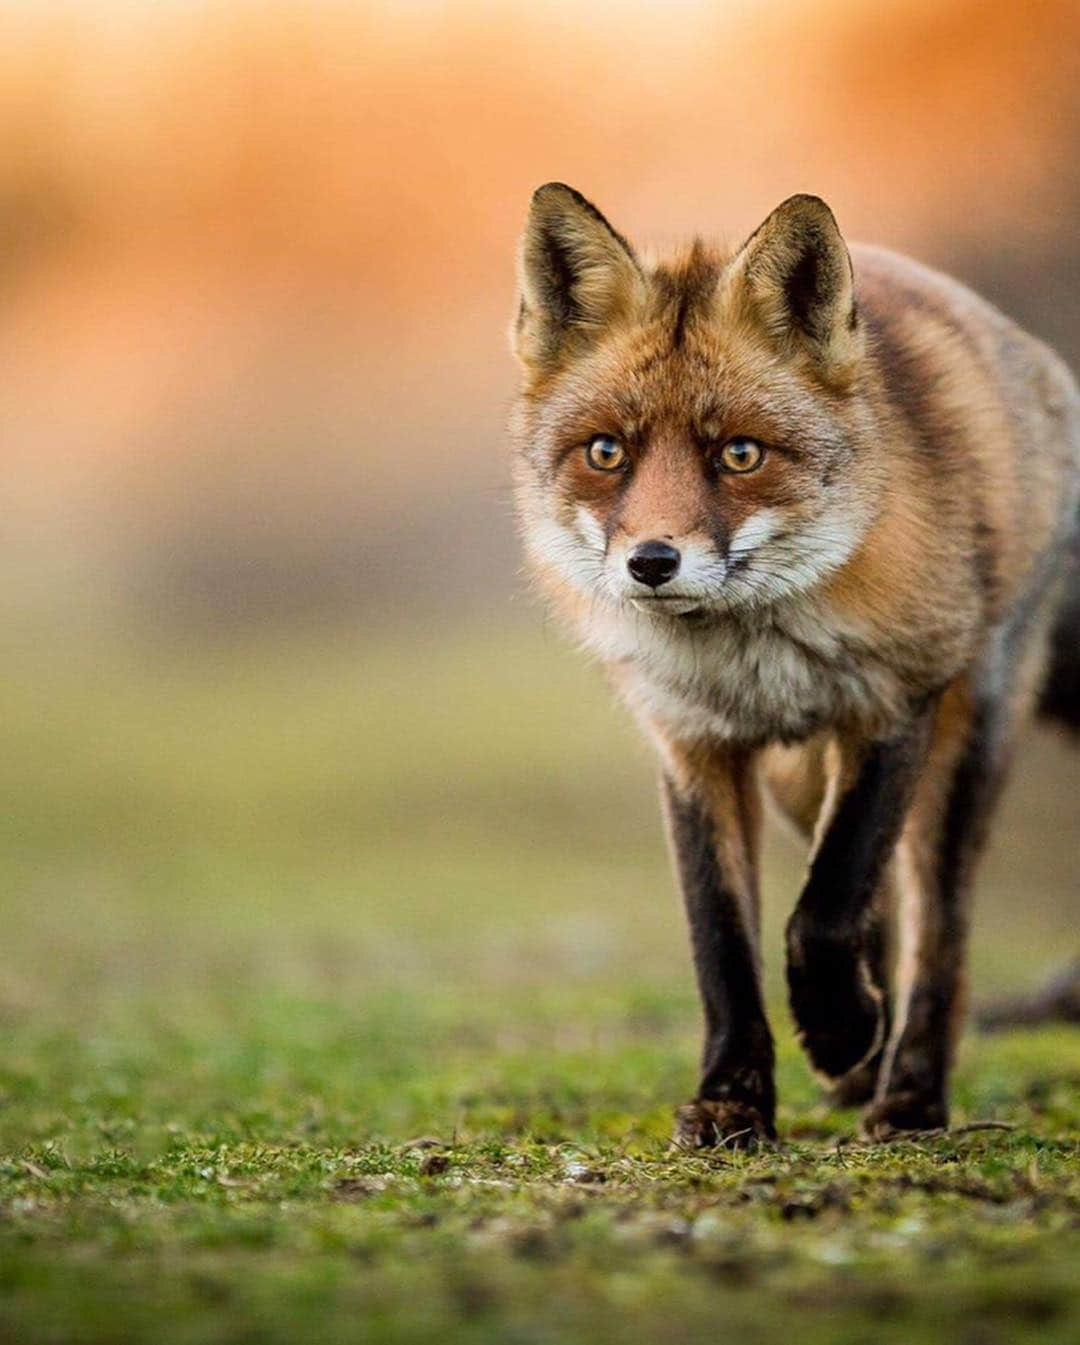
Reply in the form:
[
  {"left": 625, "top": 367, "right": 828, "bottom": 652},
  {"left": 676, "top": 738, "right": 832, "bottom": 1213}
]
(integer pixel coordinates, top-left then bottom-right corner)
[
  {"left": 866, "top": 637, "right": 1041, "bottom": 1137},
  {"left": 662, "top": 750, "right": 776, "bottom": 1148},
  {"left": 786, "top": 712, "right": 934, "bottom": 1086}
]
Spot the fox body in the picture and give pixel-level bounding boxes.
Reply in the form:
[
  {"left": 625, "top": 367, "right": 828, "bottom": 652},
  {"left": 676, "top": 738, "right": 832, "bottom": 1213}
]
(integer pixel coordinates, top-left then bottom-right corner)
[{"left": 509, "top": 184, "right": 1080, "bottom": 1143}]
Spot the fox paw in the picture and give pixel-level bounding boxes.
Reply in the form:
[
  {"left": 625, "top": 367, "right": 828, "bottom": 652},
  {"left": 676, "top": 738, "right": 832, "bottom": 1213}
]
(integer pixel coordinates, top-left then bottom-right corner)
[
  {"left": 786, "top": 918, "right": 885, "bottom": 1081},
  {"left": 672, "top": 1099, "right": 776, "bottom": 1151},
  {"left": 861, "top": 1091, "right": 947, "bottom": 1141}
]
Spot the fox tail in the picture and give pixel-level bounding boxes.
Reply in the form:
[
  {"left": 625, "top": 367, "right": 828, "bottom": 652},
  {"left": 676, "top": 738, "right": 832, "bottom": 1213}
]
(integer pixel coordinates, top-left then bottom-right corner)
[{"left": 1039, "top": 514, "right": 1080, "bottom": 736}]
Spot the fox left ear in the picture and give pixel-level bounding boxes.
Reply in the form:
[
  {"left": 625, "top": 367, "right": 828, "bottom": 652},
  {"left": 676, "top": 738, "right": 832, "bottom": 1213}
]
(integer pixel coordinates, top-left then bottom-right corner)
[
  {"left": 513, "top": 182, "right": 645, "bottom": 373},
  {"left": 728, "top": 195, "right": 862, "bottom": 382}
]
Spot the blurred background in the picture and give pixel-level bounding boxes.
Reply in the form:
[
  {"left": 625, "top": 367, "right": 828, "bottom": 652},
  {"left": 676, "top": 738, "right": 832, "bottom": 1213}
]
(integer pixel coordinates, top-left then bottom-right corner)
[{"left": 0, "top": 0, "right": 1077, "bottom": 1071}]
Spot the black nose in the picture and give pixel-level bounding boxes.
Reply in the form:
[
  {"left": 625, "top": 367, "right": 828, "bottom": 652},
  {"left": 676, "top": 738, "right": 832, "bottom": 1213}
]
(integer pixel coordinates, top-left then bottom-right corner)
[{"left": 627, "top": 540, "right": 681, "bottom": 589}]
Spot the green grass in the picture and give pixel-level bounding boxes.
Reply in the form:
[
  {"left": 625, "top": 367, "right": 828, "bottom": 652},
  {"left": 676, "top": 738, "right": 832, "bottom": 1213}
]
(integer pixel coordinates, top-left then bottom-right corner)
[{"left": 0, "top": 620, "right": 1077, "bottom": 1344}]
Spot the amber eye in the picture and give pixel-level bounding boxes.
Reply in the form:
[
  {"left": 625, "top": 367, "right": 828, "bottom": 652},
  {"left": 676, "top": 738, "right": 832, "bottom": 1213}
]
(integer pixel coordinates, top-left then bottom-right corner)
[
  {"left": 585, "top": 435, "right": 627, "bottom": 472},
  {"left": 716, "top": 437, "right": 765, "bottom": 474}
]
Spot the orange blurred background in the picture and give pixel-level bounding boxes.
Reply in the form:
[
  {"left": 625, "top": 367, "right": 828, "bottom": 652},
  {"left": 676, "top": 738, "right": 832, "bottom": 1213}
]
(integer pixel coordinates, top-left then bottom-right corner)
[{"left": 0, "top": 0, "right": 1077, "bottom": 635}]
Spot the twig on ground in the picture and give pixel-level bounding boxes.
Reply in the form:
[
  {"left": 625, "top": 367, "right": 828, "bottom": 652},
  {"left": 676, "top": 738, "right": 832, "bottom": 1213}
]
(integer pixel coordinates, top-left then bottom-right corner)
[{"left": 885, "top": 1120, "right": 1018, "bottom": 1142}]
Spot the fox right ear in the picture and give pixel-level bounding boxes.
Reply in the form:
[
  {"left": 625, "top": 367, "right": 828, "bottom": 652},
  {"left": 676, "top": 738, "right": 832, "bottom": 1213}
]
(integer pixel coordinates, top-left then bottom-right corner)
[
  {"left": 513, "top": 183, "right": 644, "bottom": 372},
  {"left": 728, "top": 194, "right": 862, "bottom": 384}
]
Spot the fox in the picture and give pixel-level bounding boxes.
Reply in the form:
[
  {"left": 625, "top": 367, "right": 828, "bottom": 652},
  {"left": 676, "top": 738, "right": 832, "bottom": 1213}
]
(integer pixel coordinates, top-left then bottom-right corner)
[{"left": 508, "top": 183, "right": 1080, "bottom": 1145}]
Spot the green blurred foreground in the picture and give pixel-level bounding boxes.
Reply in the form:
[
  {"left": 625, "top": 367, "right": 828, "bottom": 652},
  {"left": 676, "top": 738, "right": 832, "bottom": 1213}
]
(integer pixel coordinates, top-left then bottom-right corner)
[{"left": 0, "top": 623, "right": 1077, "bottom": 1344}]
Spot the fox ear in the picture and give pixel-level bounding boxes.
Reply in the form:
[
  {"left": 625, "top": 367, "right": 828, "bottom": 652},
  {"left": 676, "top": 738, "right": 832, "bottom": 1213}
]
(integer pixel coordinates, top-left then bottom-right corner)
[
  {"left": 729, "top": 195, "right": 861, "bottom": 381},
  {"left": 513, "top": 183, "right": 644, "bottom": 371}
]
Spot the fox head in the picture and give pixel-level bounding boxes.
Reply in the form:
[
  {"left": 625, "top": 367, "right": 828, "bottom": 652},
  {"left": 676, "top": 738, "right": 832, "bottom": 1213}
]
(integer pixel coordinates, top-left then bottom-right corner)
[{"left": 509, "top": 183, "right": 881, "bottom": 623}]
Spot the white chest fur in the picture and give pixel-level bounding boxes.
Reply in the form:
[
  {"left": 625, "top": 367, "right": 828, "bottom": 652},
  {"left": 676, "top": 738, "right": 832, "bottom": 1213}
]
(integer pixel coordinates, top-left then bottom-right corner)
[{"left": 580, "top": 600, "right": 903, "bottom": 745}]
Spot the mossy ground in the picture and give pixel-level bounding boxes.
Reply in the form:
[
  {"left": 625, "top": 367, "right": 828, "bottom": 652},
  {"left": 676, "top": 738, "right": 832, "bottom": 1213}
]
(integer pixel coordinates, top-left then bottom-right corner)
[{"left": 1, "top": 624, "right": 1077, "bottom": 1344}]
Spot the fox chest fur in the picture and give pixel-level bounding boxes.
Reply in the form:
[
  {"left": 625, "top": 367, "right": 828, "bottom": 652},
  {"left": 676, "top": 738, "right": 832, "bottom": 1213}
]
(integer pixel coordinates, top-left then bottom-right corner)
[{"left": 576, "top": 590, "right": 942, "bottom": 746}]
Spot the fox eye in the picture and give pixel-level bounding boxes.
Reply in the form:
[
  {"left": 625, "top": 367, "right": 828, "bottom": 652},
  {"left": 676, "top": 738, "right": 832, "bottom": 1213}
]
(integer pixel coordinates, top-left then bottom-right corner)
[
  {"left": 585, "top": 435, "right": 627, "bottom": 472},
  {"left": 716, "top": 437, "right": 765, "bottom": 474}
]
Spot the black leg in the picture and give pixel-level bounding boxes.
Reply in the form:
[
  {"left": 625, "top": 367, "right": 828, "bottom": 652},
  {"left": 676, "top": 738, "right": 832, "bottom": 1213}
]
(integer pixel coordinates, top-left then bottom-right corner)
[
  {"left": 663, "top": 761, "right": 775, "bottom": 1148},
  {"left": 786, "top": 711, "right": 934, "bottom": 1083},
  {"left": 865, "top": 691, "right": 1012, "bottom": 1136},
  {"left": 863, "top": 591, "right": 1056, "bottom": 1138}
]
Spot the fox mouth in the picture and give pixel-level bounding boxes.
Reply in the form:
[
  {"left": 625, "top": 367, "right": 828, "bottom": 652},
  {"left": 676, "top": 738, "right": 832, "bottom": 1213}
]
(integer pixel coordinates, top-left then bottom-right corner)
[{"left": 628, "top": 595, "right": 705, "bottom": 617}]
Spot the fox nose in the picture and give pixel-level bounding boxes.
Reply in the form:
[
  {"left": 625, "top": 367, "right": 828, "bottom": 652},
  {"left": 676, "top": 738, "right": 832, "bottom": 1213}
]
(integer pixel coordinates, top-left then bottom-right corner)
[{"left": 627, "top": 540, "right": 681, "bottom": 589}]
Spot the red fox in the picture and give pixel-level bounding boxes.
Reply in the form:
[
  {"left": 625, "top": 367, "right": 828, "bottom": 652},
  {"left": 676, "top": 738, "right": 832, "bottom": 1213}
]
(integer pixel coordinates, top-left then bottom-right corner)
[{"left": 509, "top": 183, "right": 1080, "bottom": 1144}]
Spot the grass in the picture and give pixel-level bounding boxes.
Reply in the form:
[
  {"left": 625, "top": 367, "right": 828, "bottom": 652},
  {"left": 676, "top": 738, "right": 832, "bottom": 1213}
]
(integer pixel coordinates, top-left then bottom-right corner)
[{"left": 0, "top": 618, "right": 1077, "bottom": 1344}]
